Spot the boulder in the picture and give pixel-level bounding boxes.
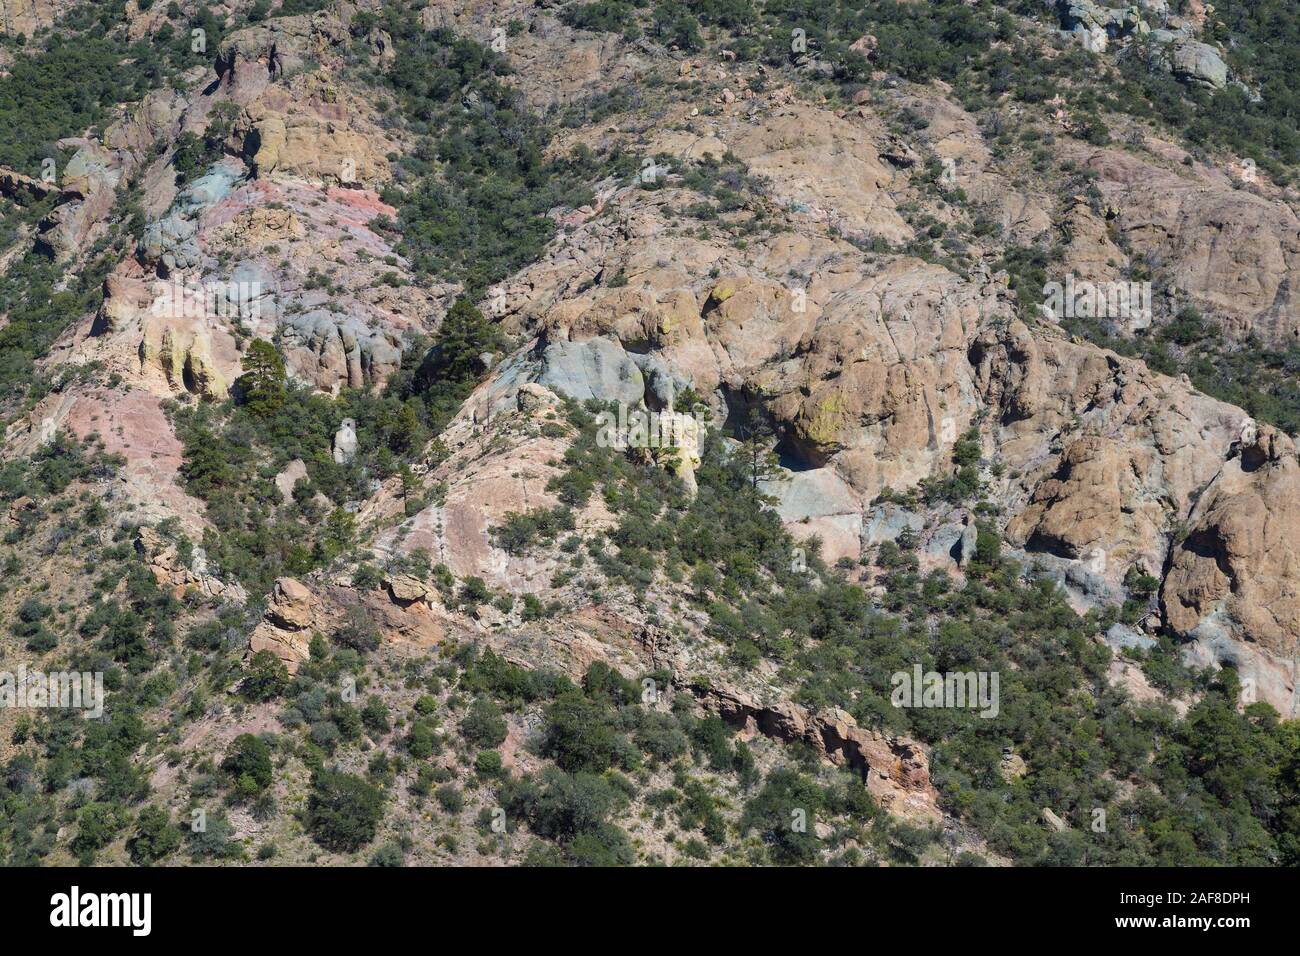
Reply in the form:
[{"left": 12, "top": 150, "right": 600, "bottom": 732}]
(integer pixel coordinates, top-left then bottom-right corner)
[
  {"left": 6, "top": 496, "right": 36, "bottom": 523},
  {"left": 537, "top": 336, "right": 645, "bottom": 405},
  {"left": 266, "top": 577, "right": 315, "bottom": 630},
  {"left": 1169, "top": 39, "right": 1228, "bottom": 89},
  {"left": 385, "top": 573, "right": 434, "bottom": 605},
  {"left": 249, "top": 577, "right": 317, "bottom": 672},
  {"left": 957, "top": 518, "right": 979, "bottom": 566},
  {"left": 1000, "top": 749, "right": 1028, "bottom": 781},
  {"left": 274, "top": 459, "right": 308, "bottom": 501},
  {"left": 925, "top": 523, "right": 965, "bottom": 567},
  {"left": 1104, "top": 622, "right": 1157, "bottom": 653},
  {"left": 1042, "top": 807, "right": 1069, "bottom": 832},
  {"left": 516, "top": 382, "right": 560, "bottom": 413},
  {"left": 333, "top": 418, "right": 358, "bottom": 464}
]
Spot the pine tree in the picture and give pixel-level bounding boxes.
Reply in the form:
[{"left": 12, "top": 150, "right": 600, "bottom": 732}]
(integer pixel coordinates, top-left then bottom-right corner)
[
  {"left": 238, "top": 339, "right": 286, "bottom": 417},
  {"left": 737, "top": 404, "right": 784, "bottom": 492},
  {"left": 415, "top": 297, "right": 506, "bottom": 427}
]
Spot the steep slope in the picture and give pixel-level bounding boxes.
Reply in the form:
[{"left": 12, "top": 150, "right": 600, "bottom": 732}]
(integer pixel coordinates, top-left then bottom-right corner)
[{"left": 2, "top": 0, "right": 1300, "bottom": 867}]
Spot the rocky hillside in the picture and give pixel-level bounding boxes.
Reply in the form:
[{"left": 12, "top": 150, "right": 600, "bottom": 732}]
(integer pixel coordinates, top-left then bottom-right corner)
[{"left": 2, "top": 0, "right": 1300, "bottom": 867}]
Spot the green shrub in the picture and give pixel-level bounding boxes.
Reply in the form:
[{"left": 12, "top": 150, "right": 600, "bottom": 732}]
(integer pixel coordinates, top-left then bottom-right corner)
[
  {"left": 435, "top": 784, "right": 465, "bottom": 814},
  {"left": 460, "top": 697, "right": 508, "bottom": 749},
  {"left": 128, "top": 806, "right": 182, "bottom": 865},
  {"left": 306, "top": 769, "right": 386, "bottom": 852},
  {"left": 740, "top": 768, "right": 826, "bottom": 865},
  {"left": 475, "top": 750, "right": 504, "bottom": 776},
  {"left": 221, "top": 733, "right": 274, "bottom": 798}
]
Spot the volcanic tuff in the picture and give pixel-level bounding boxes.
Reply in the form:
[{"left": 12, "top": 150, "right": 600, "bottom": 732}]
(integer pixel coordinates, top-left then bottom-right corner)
[{"left": 3, "top": 0, "right": 1300, "bottom": 867}]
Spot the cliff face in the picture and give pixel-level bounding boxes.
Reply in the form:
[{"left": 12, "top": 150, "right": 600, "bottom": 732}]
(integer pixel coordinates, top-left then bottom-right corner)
[
  {"left": 0, "top": 0, "right": 77, "bottom": 38},
  {"left": 3, "top": 0, "right": 1299, "bottom": 865}
]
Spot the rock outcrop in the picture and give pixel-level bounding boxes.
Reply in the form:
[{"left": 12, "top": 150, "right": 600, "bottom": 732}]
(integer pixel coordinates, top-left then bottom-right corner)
[
  {"left": 0, "top": 0, "right": 76, "bottom": 36},
  {"left": 1071, "top": 145, "right": 1300, "bottom": 344},
  {"left": 248, "top": 577, "right": 318, "bottom": 672},
  {"left": 696, "top": 681, "right": 941, "bottom": 823},
  {"left": 135, "top": 526, "right": 244, "bottom": 602},
  {"left": 1163, "top": 427, "right": 1300, "bottom": 715},
  {"left": 385, "top": 573, "right": 438, "bottom": 606},
  {"left": 10, "top": 0, "right": 1300, "bottom": 857},
  {"left": 1166, "top": 38, "right": 1229, "bottom": 89},
  {"left": 1054, "top": 0, "right": 1229, "bottom": 89},
  {"left": 0, "top": 165, "right": 57, "bottom": 202}
]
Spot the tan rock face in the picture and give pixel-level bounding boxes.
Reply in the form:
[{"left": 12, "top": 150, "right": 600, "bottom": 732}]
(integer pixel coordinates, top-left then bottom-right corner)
[
  {"left": 139, "top": 315, "right": 231, "bottom": 400},
  {"left": 975, "top": 320, "right": 1243, "bottom": 578},
  {"left": 0, "top": 0, "right": 78, "bottom": 39},
  {"left": 697, "top": 682, "right": 940, "bottom": 824},
  {"left": 104, "top": 88, "right": 188, "bottom": 157},
  {"left": 1163, "top": 428, "right": 1300, "bottom": 668},
  {"left": 759, "top": 258, "right": 990, "bottom": 490},
  {"left": 249, "top": 577, "right": 318, "bottom": 672},
  {"left": 725, "top": 104, "right": 912, "bottom": 245},
  {"left": 446, "top": 124, "right": 1271, "bottom": 662},
  {"left": 1059, "top": 196, "right": 1127, "bottom": 285},
  {"left": 386, "top": 573, "right": 435, "bottom": 605},
  {"left": 216, "top": 11, "right": 349, "bottom": 97},
  {"left": 246, "top": 106, "right": 391, "bottom": 187},
  {"left": 221, "top": 17, "right": 395, "bottom": 190},
  {"left": 508, "top": 21, "right": 643, "bottom": 111},
  {"left": 322, "top": 59, "right": 1300, "bottom": 717},
  {"left": 1007, "top": 436, "right": 1155, "bottom": 562},
  {"left": 38, "top": 143, "right": 125, "bottom": 257},
  {"left": 88, "top": 262, "right": 241, "bottom": 400},
  {"left": 29, "top": 88, "right": 184, "bottom": 259},
  {"left": 212, "top": 206, "right": 306, "bottom": 247},
  {"left": 1075, "top": 145, "right": 1300, "bottom": 344},
  {"left": 703, "top": 275, "right": 814, "bottom": 382}
]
